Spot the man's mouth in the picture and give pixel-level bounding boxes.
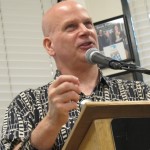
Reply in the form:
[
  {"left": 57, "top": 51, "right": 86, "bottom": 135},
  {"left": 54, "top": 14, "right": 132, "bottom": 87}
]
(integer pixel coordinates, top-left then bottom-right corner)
[{"left": 79, "top": 41, "right": 94, "bottom": 49}]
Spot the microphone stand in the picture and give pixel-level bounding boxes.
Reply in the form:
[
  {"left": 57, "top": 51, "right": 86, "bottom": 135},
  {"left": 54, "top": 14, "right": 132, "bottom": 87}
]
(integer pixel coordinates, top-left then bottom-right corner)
[{"left": 109, "top": 60, "right": 150, "bottom": 75}]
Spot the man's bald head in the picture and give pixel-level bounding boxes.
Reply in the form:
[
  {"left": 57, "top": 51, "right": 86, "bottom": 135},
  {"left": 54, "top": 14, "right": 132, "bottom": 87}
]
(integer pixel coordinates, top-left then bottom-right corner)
[{"left": 42, "top": 1, "right": 88, "bottom": 37}]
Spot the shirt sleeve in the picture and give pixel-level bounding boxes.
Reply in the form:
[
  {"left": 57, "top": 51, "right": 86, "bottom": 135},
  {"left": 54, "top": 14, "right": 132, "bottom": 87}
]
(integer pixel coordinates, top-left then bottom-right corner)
[{"left": 0, "top": 90, "right": 38, "bottom": 150}]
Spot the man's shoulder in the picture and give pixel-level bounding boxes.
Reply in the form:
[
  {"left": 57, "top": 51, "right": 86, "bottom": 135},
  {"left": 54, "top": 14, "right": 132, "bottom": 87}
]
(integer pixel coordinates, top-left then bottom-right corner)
[
  {"left": 104, "top": 76, "right": 149, "bottom": 87},
  {"left": 10, "top": 82, "right": 51, "bottom": 108},
  {"left": 19, "top": 82, "right": 51, "bottom": 96}
]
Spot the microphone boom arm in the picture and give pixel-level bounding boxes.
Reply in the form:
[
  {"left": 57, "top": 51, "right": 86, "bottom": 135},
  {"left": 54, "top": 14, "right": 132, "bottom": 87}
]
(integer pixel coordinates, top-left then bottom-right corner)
[{"left": 109, "top": 60, "right": 150, "bottom": 75}]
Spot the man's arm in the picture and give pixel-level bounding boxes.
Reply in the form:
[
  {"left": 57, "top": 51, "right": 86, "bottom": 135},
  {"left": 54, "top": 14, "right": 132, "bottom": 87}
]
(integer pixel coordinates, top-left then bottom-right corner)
[
  {"left": 13, "top": 115, "right": 61, "bottom": 150},
  {"left": 30, "top": 75, "right": 81, "bottom": 149},
  {"left": 13, "top": 75, "right": 81, "bottom": 150},
  {"left": 13, "top": 143, "right": 22, "bottom": 150}
]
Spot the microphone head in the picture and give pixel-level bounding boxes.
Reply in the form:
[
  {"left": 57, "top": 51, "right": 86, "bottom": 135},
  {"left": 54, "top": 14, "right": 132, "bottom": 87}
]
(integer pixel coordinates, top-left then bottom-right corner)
[
  {"left": 85, "top": 48, "right": 99, "bottom": 64},
  {"left": 85, "top": 47, "right": 122, "bottom": 69}
]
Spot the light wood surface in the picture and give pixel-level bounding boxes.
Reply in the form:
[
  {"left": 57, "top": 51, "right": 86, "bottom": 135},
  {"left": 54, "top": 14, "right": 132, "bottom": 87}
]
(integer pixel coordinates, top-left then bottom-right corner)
[
  {"left": 62, "top": 101, "right": 150, "bottom": 150},
  {"left": 79, "top": 119, "right": 115, "bottom": 150}
]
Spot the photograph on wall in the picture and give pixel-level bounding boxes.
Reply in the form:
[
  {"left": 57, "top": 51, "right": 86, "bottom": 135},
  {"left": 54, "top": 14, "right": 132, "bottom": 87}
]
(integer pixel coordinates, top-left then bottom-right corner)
[{"left": 94, "top": 15, "right": 132, "bottom": 65}]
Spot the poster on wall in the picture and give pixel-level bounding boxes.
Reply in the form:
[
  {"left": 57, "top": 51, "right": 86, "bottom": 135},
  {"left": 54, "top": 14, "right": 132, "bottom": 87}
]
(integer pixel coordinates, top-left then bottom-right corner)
[{"left": 94, "top": 15, "right": 133, "bottom": 67}]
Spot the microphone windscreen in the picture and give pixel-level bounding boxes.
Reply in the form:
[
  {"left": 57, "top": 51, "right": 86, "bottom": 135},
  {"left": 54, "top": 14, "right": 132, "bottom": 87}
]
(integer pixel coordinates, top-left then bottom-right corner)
[{"left": 85, "top": 48, "right": 99, "bottom": 64}]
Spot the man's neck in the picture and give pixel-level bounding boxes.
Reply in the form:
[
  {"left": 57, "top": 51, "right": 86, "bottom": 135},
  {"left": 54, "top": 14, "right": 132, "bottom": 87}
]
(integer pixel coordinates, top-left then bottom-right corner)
[
  {"left": 79, "top": 67, "right": 99, "bottom": 95},
  {"left": 60, "top": 65, "right": 100, "bottom": 95}
]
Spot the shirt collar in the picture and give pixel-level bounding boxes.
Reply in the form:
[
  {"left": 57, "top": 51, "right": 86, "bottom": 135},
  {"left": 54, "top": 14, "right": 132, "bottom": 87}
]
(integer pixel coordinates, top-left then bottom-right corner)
[
  {"left": 97, "top": 69, "right": 109, "bottom": 87},
  {"left": 53, "top": 69, "right": 109, "bottom": 87},
  {"left": 54, "top": 70, "right": 62, "bottom": 79}
]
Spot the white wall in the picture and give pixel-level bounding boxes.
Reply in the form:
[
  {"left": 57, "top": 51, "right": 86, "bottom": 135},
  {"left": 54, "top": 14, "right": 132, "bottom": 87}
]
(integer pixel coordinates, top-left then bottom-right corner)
[{"left": 84, "top": 0, "right": 123, "bottom": 22}]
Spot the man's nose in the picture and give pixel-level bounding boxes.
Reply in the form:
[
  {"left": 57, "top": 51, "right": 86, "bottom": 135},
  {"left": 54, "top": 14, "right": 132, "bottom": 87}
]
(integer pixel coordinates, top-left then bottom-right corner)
[{"left": 78, "top": 24, "right": 91, "bottom": 36}]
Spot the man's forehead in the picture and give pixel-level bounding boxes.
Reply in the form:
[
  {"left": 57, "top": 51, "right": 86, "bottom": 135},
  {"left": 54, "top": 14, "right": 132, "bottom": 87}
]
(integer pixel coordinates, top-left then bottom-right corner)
[
  {"left": 50, "top": 3, "right": 90, "bottom": 21},
  {"left": 42, "top": 1, "right": 90, "bottom": 36},
  {"left": 53, "top": 2, "right": 86, "bottom": 14}
]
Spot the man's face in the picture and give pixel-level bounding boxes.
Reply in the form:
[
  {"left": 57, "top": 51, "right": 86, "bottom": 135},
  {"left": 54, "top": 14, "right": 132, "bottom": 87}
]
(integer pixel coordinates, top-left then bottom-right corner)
[{"left": 47, "top": 3, "right": 99, "bottom": 67}]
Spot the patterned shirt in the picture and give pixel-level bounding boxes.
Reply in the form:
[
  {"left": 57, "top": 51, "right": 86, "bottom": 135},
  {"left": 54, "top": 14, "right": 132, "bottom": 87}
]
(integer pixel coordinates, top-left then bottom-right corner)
[{"left": 1, "top": 70, "right": 150, "bottom": 150}]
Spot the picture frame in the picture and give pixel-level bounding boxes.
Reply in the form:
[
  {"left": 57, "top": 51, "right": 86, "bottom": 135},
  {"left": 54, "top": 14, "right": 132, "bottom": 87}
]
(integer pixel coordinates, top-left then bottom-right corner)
[{"left": 94, "top": 15, "right": 133, "bottom": 68}]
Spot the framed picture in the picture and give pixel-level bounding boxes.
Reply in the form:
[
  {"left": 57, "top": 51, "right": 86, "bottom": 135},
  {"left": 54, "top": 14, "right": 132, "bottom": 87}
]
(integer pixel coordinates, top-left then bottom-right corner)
[{"left": 94, "top": 15, "right": 133, "bottom": 68}]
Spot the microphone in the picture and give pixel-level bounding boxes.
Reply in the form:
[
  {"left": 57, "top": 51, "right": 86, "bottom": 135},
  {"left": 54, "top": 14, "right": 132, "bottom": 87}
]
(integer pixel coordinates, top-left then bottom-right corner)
[
  {"left": 85, "top": 48, "right": 150, "bottom": 75},
  {"left": 85, "top": 48, "right": 123, "bottom": 69}
]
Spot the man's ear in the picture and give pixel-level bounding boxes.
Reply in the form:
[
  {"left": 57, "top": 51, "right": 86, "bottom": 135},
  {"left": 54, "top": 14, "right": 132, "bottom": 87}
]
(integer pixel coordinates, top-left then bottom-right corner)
[{"left": 43, "top": 37, "right": 55, "bottom": 56}]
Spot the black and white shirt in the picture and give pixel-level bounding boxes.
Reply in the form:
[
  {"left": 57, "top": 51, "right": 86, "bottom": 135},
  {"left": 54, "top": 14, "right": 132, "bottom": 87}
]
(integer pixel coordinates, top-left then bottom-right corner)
[{"left": 1, "top": 70, "right": 150, "bottom": 150}]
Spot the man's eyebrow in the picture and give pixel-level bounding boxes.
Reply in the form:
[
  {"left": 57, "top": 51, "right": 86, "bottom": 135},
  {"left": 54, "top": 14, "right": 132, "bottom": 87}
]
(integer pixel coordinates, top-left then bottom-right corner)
[
  {"left": 83, "top": 17, "right": 93, "bottom": 22},
  {"left": 63, "top": 20, "right": 75, "bottom": 25}
]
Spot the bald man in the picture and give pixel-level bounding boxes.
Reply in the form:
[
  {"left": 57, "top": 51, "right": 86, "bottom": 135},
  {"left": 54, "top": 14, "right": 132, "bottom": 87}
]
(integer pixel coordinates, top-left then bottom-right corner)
[
  {"left": 1, "top": 1, "right": 99, "bottom": 149},
  {"left": 1, "top": 1, "right": 150, "bottom": 150}
]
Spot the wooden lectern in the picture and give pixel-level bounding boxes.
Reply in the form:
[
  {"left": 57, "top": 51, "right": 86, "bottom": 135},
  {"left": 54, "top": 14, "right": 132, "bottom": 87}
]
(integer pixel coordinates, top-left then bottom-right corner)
[{"left": 62, "top": 101, "right": 150, "bottom": 150}]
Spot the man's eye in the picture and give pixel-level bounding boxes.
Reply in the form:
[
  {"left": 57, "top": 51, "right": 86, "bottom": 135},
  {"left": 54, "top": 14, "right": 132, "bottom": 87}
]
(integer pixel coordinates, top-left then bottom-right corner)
[
  {"left": 85, "top": 21, "right": 93, "bottom": 29},
  {"left": 66, "top": 24, "right": 76, "bottom": 31}
]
